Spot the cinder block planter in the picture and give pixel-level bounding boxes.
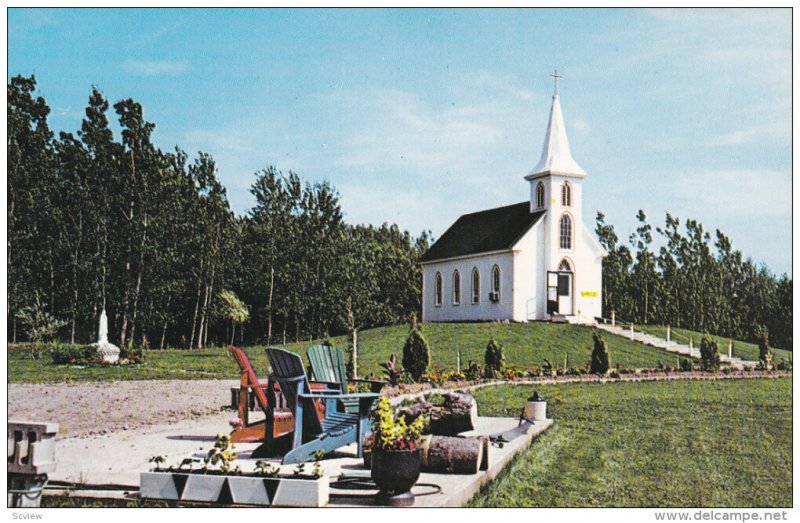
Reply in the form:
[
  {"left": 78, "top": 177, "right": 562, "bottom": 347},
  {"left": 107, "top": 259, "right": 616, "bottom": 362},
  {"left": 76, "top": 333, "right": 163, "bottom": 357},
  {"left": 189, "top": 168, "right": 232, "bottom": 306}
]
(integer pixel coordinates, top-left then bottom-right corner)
[{"left": 140, "top": 471, "right": 329, "bottom": 507}]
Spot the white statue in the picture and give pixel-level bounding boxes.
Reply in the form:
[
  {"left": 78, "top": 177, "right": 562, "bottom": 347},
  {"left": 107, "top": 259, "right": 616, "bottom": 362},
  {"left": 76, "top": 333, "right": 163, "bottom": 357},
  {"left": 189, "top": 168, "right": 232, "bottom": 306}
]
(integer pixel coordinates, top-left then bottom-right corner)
[
  {"left": 98, "top": 309, "right": 109, "bottom": 344},
  {"left": 94, "top": 309, "right": 120, "bottom": 363}
]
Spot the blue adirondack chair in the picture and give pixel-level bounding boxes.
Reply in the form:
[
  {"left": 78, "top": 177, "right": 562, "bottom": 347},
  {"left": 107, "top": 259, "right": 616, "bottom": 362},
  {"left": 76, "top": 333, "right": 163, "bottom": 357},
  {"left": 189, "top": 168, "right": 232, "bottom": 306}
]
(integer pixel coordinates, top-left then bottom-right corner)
[{"left": 265, "top": 347, "right": 380, "bottom": 465}]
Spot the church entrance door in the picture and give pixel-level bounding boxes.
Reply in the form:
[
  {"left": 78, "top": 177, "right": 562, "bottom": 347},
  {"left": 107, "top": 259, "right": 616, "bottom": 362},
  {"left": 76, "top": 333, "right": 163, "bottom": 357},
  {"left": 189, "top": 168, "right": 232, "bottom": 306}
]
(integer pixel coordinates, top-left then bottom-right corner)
[{"left": 547, "top": 270, "right": 573, "bottom": 316}]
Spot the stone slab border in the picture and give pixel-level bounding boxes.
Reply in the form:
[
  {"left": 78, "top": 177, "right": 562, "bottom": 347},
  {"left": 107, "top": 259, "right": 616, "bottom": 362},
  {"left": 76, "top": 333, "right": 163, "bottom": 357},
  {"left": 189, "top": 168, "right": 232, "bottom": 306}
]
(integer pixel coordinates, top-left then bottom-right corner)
[{"left": 389, "top": 370, "right": 792, "bottom": 405}]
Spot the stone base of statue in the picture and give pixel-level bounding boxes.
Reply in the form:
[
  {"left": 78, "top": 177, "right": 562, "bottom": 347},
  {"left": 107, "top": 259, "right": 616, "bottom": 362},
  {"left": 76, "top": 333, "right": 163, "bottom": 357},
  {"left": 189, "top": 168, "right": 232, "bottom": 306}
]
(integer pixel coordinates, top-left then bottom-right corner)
[{"left": 94, "top": 341, "right": 121, "bottom": 363}]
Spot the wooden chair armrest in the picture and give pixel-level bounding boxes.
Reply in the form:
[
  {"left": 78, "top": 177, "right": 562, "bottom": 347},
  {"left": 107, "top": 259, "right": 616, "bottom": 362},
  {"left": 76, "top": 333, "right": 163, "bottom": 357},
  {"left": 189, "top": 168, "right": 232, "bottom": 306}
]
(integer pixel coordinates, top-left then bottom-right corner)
[
  {"left": 298, "top": 392, "right": 380, "bottom": 401},
  {"left": 349, "top": 378, "right": 388, "bottom": 392},
  {"left": 309, "top": 381, "right": 343, "bottom": 390}
]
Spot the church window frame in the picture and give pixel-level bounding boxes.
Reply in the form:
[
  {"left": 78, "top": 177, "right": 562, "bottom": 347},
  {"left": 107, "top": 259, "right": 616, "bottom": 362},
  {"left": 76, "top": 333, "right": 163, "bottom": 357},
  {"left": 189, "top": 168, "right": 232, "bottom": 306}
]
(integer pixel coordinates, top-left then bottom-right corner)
[
  {"left": 559, "top": 213, "right": 573, "bottom": 250},
  {"left": 434, "top": 272, "right": 443, "bottom": 307},
  {"left": 536, "top": 182, "right": 545, "bottom": 209},
  {"left": 558, "top": 258, "right": 573, "bottom": 272},
  {"left": 491, "top": 264, "right": 501, "bottom": 302},
  {"left": 561, "top": 182, "right": 572, "bottom": 207},
  {"left": 471, "top": 268, "right": 480, "bottom": 304},
  {"left": 452, "top": 270, "right": 461, "bottom": 306}
]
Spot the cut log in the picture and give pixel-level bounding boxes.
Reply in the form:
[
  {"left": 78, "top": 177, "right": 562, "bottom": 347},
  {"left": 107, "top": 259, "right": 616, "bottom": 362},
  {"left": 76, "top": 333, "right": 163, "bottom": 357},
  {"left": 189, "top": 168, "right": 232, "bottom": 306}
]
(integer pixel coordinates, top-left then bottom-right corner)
[
  {"left": 429, "top": 392, "right": 478, "bottom": 436},
  {"left": 420, "top": 435, "right": 483, "bottom": 474},
  {"left": 398, "top": 392, "right": 478, "bottom": 436}
]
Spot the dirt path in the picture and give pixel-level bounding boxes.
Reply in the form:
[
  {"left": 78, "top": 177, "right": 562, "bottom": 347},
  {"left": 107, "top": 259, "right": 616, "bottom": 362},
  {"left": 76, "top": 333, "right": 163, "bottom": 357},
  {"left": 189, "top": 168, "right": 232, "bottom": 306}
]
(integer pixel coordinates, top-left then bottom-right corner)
[{"left": 7, "top": 379, "right": 239, "bottom": 439}]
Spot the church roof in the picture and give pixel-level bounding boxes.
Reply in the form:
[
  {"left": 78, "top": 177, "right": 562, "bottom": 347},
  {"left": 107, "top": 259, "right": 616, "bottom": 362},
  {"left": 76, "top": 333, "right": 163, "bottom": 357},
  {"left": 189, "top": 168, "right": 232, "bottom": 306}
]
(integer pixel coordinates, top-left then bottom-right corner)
[
  {"left": 526, "top": 95, "right": 587, "bottom": 179},
  {"left": 420, "top": 202, "right": 545, "bottom": 263}
]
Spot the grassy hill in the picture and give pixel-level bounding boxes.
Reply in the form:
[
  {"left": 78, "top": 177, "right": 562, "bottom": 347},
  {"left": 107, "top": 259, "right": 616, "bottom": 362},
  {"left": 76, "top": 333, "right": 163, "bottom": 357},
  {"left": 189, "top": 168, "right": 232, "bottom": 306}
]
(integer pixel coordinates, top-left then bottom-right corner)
[
  {"left": 635, "top": 325, "right": 792, "bottom": 362},
  {"left": 11, "top": 321, "right": 781, "bottom": 383},
  {"left": 313, "top": 322, "right": 682, "bottom": 376},
  {"left": 9, "top": 322, "right": 679, "bottom": 383}
]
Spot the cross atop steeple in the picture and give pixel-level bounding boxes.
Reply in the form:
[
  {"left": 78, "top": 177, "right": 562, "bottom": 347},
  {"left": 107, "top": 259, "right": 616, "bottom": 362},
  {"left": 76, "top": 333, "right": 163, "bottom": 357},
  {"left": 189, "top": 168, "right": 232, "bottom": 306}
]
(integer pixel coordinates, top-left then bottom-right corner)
[{"left": 550, "top": 69, "right": 563, "bottom": 96}]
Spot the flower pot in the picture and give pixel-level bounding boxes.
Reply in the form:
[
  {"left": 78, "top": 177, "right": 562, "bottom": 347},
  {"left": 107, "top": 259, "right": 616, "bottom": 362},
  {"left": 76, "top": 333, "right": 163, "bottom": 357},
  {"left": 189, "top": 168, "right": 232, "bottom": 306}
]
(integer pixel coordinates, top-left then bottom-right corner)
[
  {"left": 370, "top": 448, "right": 421, "bottom": 506},
  {"left": 139, "top": 471, "right": 329, "bottom": 507}
]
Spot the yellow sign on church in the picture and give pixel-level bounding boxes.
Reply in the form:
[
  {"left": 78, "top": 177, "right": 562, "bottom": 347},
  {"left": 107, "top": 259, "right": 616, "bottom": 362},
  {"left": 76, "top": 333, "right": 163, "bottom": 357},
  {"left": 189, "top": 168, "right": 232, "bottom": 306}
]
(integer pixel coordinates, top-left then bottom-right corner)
[{"left": 581, "top": 291, "right": 598, "bottom": 297}]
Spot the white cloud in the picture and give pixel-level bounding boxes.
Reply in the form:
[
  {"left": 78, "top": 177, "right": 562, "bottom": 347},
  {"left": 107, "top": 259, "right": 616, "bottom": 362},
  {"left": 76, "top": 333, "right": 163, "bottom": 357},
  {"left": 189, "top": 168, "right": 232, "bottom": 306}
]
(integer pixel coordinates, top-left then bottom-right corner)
[
  {"left": 708, "top": 121, "right": 790, "bottom": 147},
  {"left": 122, "top": 59, "right": 189, "bottom": 76},
  {"left": 672, "top": 169, "right": 790, "bottom": 218}
]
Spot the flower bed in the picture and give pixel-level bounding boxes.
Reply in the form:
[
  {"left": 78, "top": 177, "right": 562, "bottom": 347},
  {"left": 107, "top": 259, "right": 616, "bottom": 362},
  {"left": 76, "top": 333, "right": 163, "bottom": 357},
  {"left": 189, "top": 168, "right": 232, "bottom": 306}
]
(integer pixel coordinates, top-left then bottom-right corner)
[
  {"left": 378, "top": 368, "right": 792, "bottom": 398},
  {"left": 50, "top": 343, "right": 145, "bottom": 366},
  {"left": 141, "top": 434, "right": 329, "bottom": 507}
]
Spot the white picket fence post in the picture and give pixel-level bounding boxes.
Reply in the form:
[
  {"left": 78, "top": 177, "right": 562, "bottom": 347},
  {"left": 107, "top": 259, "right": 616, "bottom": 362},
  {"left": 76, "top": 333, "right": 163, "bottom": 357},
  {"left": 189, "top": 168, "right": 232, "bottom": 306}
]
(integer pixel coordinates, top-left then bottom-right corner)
[
  {"left": 629, "top": 324, "right": 634, "bottom": 340},
  {"left": 666, "top": 325, "right": 671, "bottom": 343},
  {"left": 611, "top": 310, "right": 616, "bottom": 327}
]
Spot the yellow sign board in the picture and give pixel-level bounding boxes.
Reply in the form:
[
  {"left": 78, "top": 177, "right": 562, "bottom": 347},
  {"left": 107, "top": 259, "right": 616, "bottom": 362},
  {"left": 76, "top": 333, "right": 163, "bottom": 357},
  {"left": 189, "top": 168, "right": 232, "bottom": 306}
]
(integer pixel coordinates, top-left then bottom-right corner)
[{"left": 581, "top": 291, "right": 598, "bottom": 297}]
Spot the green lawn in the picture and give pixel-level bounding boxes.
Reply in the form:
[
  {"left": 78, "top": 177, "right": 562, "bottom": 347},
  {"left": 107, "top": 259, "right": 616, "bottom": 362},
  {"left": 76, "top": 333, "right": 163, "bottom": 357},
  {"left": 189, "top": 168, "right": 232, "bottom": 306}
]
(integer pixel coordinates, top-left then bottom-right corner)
[
  {"left": 317, "top": 322, "right": 687, "bottom": 376},
  {"left": 9, "top": 322, "right": 685, "bottom": 383},
  {"left": 636, "top": 325, "right": 792, "bottom": 362},
  {"left": 468, "top": 378, "right": 792, "bottom": 507}
]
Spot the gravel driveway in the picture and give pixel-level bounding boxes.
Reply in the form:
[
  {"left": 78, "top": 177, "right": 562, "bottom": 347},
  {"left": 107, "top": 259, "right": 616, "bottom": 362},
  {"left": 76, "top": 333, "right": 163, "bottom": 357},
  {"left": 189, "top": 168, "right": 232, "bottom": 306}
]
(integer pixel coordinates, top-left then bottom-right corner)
[{"left": 7, "top": 379, "right": 239, "bottom": 439}]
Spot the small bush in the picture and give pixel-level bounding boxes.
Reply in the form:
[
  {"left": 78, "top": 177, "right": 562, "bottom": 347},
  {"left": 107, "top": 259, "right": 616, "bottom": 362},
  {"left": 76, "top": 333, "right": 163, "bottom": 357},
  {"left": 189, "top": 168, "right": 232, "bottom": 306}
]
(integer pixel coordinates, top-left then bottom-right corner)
[
  {"left": 776, "top": 357, "right": 792, "bottom": 371},
  {"left": 464, "top": 361, "right": 483, "bottom": 381},
  {"left": 590, "top": 332, "right": 610, "bottom": 375},
  {"left": 120, "top": 343, "right": 145, "bottom": 363},
  {"left": 402, "top": 318, "right": 430, "bottom": 382},
  {"left": 679, "top": 358, "right": 694, "bottom": 372},
  {"left": 484, "top": 338, "right": 505, "bottom": 376},
  {"left": 50, "top": 344, "right": 99, "bottom": 365},
  {"left": 756, "top": 325, "right": 773, "bottom": 369},
  {"left": 699, "top": 336, "right": 721, "bottom": 373}
]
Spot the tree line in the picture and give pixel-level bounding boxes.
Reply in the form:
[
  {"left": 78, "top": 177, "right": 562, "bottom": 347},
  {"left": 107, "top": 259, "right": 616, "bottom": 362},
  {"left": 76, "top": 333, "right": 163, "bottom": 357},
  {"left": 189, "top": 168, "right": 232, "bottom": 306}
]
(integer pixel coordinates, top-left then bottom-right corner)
[
  {"left": 8, "top": 75, "right": 428, "bottom": 350},
  {"left": 8, "top": 74, "right": 792, "bottom": 353},
  {"left": 596, "top": 210, "right": 792, "bottom": 350}
]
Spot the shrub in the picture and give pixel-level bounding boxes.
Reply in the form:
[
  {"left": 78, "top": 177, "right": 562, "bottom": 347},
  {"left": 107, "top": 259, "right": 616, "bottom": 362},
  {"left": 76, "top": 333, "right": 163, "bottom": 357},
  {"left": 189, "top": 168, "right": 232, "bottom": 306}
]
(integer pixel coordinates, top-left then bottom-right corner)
[
  {"left": 464, "top": 361, "right": 483, "bottom": 381},
  {"left": 379, "top": 353, "right": 406, "bottom": 386},
  {"left": 776, "top": 357, "right": 792, "bottom": 371},
  {"left": 590, "top": 332, "right": 610, "bottom": 375},
  {"left": 756, "top": 325, "right": 773, "bottom": 369},
  {"left": 484, "top": 338, "right": 505, "bottom": 376},
  {"left": 699, "top": 336, "right": 721, "bottom": 373},
  {"left": 50, "top": 343, "right": 100, "bottom": 365},
  {"left": 120, "top": 343, "right": 145, "bottom": 363},
  {"left": 679, "top": 358, "right": 694, "bottom": 372},
  {"left": 402, "top": 318, "right": 430, "bottom": 382},
  {"left": 16, "top": 294, "right": 67, "bottom": 360}
]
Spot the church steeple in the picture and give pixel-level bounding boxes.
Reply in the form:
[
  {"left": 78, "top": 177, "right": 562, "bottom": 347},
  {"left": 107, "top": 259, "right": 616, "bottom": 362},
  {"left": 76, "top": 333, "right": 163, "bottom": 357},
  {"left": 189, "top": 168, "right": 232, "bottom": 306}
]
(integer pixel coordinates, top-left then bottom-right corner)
[{"left": 526, "top": 75, "right": 587, "bottom": 180}]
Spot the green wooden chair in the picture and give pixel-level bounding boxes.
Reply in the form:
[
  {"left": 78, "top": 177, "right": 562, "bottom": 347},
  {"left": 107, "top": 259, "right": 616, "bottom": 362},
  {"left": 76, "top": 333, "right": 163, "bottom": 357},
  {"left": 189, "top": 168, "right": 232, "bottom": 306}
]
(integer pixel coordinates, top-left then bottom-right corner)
[
  {"left": 265, "top": 347, "right": 379, "bottom": 464},
  {"left": 307, "top": 344, "right": 387, "bottom": 391}
]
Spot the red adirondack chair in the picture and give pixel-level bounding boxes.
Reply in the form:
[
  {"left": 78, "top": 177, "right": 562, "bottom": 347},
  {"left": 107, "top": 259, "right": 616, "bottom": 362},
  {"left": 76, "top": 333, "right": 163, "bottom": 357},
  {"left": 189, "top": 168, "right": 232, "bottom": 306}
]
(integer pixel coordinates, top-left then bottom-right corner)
[
  {"left": 228, "top": 346, "right": 294, "bottom": 444},
  {"left": 228, "top": 346, "right": 331, "bottom": 446}
]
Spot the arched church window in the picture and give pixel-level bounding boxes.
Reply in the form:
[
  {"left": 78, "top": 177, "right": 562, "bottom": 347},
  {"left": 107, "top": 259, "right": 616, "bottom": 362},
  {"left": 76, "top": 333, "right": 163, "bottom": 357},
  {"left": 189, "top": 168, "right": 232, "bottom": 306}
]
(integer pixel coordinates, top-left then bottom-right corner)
[
  {"left": 452, "top": 270, "right": 461, "bottom": 305},
  {"left": 471, "top": 268, "right": 480, "bottom": 304},
  {"left": 491, "top": 265, "right": 501, "bottom": 302},
  {"left": 536, "top": 182, "right": 545, "bottom": 209},
  {"left": 434, "top": 272, "right": 442, "bottom": 306},
  {"left": 559, "top": 214, "right": 572, "bottom": 250},
  {"left": 558, "top": 259, "right": 572, "bottom": 272},
  {"left": 561, "top": 182, "right": 572, "bottom": 207}
]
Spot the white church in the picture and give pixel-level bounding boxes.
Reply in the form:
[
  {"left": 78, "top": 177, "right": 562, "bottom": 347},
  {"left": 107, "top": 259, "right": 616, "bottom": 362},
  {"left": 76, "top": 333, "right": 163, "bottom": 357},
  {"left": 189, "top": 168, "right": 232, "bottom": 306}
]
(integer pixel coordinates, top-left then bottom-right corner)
[{"left": 421, "top": 74, "right": 606, "bottom": 324}]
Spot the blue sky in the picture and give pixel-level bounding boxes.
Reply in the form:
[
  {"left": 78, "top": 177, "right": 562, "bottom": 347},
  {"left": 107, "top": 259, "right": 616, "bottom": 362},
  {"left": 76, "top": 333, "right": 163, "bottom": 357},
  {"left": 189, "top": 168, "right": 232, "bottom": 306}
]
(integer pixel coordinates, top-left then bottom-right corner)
[{"left": 8, "top": 8, "right": 792, "bottom": 275}]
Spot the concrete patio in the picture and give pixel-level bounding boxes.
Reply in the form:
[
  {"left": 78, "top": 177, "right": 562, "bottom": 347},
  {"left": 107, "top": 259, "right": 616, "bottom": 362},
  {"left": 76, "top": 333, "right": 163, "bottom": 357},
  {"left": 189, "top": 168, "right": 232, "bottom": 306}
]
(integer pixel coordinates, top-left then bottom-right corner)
[{"left": 48, "top": 410, "right": 553, "bottom": 507}]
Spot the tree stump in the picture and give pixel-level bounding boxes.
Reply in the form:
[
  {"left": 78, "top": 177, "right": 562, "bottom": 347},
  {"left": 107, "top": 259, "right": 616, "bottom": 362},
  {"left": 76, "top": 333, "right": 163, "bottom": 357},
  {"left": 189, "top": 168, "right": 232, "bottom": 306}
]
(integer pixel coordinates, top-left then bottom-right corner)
[
  {"left": 429, "top": 392, "right": 478, "bottom": 436},
  {"left": 420, "top": 435, "right": 484, "bottom": 474},
  {"left": 398, "top": 392, "right": 478, "bottom": 435}
]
